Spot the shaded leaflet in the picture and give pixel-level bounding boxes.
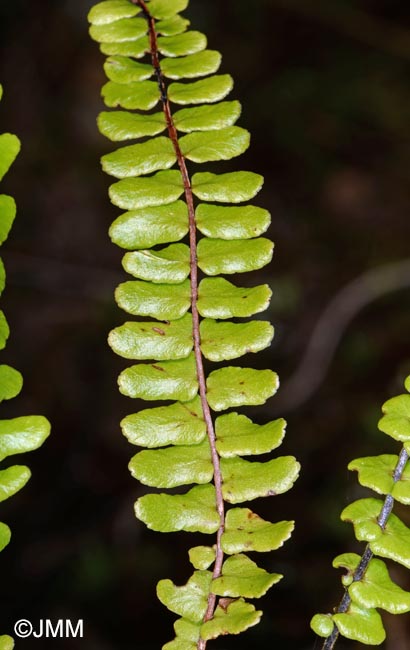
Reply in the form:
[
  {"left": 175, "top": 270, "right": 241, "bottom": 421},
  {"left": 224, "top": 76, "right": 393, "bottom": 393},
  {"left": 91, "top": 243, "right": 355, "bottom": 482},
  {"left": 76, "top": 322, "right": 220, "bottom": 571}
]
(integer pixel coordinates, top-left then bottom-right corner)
[
  {"left": 0, "top": 84, "right": 50, "bottom": 649},
  {"left": 312, "top": 376, "right": 410, "bottom": 649}
]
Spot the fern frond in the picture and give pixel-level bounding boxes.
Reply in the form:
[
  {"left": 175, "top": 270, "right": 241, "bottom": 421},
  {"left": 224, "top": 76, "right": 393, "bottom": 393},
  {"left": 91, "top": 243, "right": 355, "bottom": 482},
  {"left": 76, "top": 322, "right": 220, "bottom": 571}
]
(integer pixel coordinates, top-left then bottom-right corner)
[
  {"left": 88, "top": 1, "right": 299, "bottom": 647},
  {"left": 311, "top": 375, "right": 410, "bottom": 648},
  {"left": 0, "top": 84, "right": 50, "bottom": 645}
]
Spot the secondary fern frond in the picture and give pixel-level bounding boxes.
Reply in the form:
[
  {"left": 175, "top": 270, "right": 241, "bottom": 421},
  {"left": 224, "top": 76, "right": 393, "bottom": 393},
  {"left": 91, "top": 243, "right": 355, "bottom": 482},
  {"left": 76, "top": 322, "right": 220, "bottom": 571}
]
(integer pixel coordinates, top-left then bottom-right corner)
[
  {"left": 88, "top": 1, "right": 300, "bottom": 647},
  {"left": 311, "top": 375, "right": 410, "bottom": 648},
  {"left": 0, "top": 84, "right": 50, "bottom": 647}
]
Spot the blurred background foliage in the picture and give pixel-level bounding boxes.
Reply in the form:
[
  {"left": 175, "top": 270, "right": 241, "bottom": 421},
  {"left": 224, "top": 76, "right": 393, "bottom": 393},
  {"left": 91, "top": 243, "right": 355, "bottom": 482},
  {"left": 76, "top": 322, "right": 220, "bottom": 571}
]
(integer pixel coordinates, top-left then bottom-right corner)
[{"left": 0, "top": 0, "right": 409, "bottom": 648}]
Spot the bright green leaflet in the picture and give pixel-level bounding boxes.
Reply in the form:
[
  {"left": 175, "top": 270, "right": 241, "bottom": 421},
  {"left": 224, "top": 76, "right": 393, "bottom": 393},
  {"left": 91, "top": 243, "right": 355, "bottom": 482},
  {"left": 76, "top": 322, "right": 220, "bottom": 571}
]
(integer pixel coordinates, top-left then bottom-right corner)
[
  {"left": 311, "top": 376, "right": 410, "bottom": 648},
  {"left": 88, "top": 2, "right": 299, "bottom": 648},
  {"left": 0, "top": 85, "right": 50, "bottom": 643}
]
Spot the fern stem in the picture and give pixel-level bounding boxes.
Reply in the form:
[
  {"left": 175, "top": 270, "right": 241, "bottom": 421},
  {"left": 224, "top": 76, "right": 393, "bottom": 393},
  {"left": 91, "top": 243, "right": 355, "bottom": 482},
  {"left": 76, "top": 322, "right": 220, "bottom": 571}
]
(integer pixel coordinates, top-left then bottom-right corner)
[
  {"left": 134, "top": 2, "right": 225, "bottom": 643},
  {"left": 321, "top": 446, "right": 409, "bottom": 650}
]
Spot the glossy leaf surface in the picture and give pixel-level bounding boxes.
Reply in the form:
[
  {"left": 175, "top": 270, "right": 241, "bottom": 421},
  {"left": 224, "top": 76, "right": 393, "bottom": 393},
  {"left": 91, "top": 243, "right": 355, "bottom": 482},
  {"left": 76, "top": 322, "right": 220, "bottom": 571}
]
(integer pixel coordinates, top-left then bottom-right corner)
[
  {"left": 221, "top": 456, "right": 300, "bottom": 503},
  {"left": 118, "top": 354, "right": 198, "bottom": 402},
  {"left": 180, "top": 127, "right": 249, "bottom": 163},
  {"left": 161, "top": 50, "right": 221, "bottom": 80},
  {"left": 197, "top": 237, "right": 273, "bottom": 275},
  {"left": 200, "top": 599, "right": 261, "bottom": 641},
  {"left": 122, "top": 243, "right": 190, "bottom": 283},
  {"left": 102, "top": 137, "right": 176, "bottom": 178},
  {"left": 174, "top": 101, "right": 241, "bottom": 133},
  {"left": 135, "top": 484, "right": 219, "bottom": 533},
  {"left": 200, "top": 319, "right": 273, "bottom": 362},
  {"left": 109, "top": 313, "right": 192, "bottom": 361},
  {"left": 129, "top": 440, "right": 212, "bottom": 488},
  {"left": 169, "top": 75, "right": 233, "bottom": 106},
  {"left": 197, "top": 278, "right": 271, "bottom": 319},
  {"left": 333, "top": 603, "right": 385, "bottom": 645},
  {"left": 109, "top": 201, "right": 188, "bottom": 249},
  {"left": 342, "top": 498, "right": 410, "bottom": 569},
  {"left": 158, "top": 32, "right": 207, "bottom": 57},
  {"left": 115, "top": 279, "right": 191, "bottom": 320},
  {"left": 312, "top": 377, "right": 410, "bottom": 647},
  {"left": 192, "top": 171, "right": 263, "bottom": 203},
  {"left": 215, "top": 413, "right": 285, "bottom": 457},
  {"left": 212, "top": 554, "right": 282, "bottom": 598},
  {"left": 206, "top": 367, "right": 278, "bottom": 411},
  {"left": 349, "top": 454, "right": 410, "bottom": 504},
  {"left": 90, "top": 1, "right": 297, "bottom": 644},
  {"left": 109, "top": 170, "right": 183, "bottom": 209},
  {"left": 157, "top": 570, "right": 211, "bottom": 623},
  {"left": 196, "top": 203, "right": 270, "bottom": 240},
  {"left": 0, "top": 134, "right": 20, "bottom": 182},
  {"left": 0, "top": 365, "right": 23, "bottom": 403},
  {"left": 0, "top": 417, "right": 50, "bottom": 462},
  {"left": 0, "top": 466, "right": 30, "bottom": 503},
  {"left": 98, "top": 110, "right": 166, "bottom": 141},
  {"left": 88, "top": 0, "right": 140, "bottom": 25},
  {"left": 222, "top": 508, "right": 294, "bottom": 554},
  {"left": 0, "top": 195, "right": 16, "bottom": 245},
  {"left": 121, "top": 397, "right": 206, "bottom": 448}
]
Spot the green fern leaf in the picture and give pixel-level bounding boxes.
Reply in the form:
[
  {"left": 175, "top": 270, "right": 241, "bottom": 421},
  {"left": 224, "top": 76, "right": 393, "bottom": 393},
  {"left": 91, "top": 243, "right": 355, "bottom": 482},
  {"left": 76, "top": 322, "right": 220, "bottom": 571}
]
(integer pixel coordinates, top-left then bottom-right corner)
[
  {"left": 0, "top": 196, "right": 16, "bottom": 244},
  {"left": 197, "top": 278, "right": 272, "bottom": 319},
  {"left": 311, "top": 376, "right": 410, "bottom": 647},
  {"left": 195, "top": 203, "right": 270, "bottom": 239},
  {"left": 200, "top": 599, "right": 261, "bottom": 640},
  {"left": 199, "top": 319, "right": 273, "bottom": 362},
  {"left": 162, "top": 51, "right": 221, "bottom": 80},
  {"left": 215, "top": 414, "right": 285, "bottom": 457},
  {"left": 109, "top": 201, "right": 188, "bottom": 249},
  {"left": 222, "top": 508, "right": 294, "bottom": 554},
  {"left": 349, "top": 454, "right": 410, "bottom": 504},
  {"left": 332, "top": 604, "right": 385, "bottom": 645},
  {"left": 173, "top": 102, "right": 241, "bottom": 133},
  {"left": 102, "top": 137, "right": 176, "bottom": 177},
  {"left": 118, "top": 355, "right": 198, "bottom": 401},
  {"left": 115, "top": 279, "right": 191, "bottom": 319},
  {"left": 0, "top": 466, "right": 31, "bottom": 503},
  {"left": 109, "top": 313, "right": 192, "bottom": 360},
  {"left": 121, "top": 397, "right": 206, "bottom": 448},
  {"left": 0, "top": 635, "right": 14, "bottom": 650},
  {"left": 0, "top": 312, "right": 10, "bottom": 350},
  {"left": 129, "top": 440, "right": 213, "bottom": 488},
  {"left": 122, "top": 243, "right": 190, "bottom": 283},
  {"left": 98, "top": 109, "right": 166, "bottom": 141},
  {"left": 88, "top": 1, "right": 140, "bottom": 25},
  {"left": 157, "top": 32, "right": 207, "bottom": 57},
  {"left": 211, "top": 554, "right": 282, "bottom": 599},
  {"left": 192, "top": 171, "right": 263, "bottom": 203},
  {"left": 0, "top": 366, "right": 23, "bottom": 403},
  {"left": 333, "top": 554, "right": 410, "bottom": 614},
  {"left": 0, "top": 85, "right": 50, "bottom": 643},
  {"left": 0, "top": 134, "right": 20, "bottom": 182},
  {"left": 109, "top": 169, "right": 183, "bottom": 209},
  {"left": 157, "top": 571, "right": 212, "bottom": 623},
  {"left": 135, "top": 484, "right": 219, "bottom": 534},
  {"left": 221, "top": 456, "right": 300, "bottom": 503},
  {"left": 89, "top": 1, "right": 298, "bottom": 646},
  {"left": 206, "top": 366, "right": 278, "bottom": 410}
]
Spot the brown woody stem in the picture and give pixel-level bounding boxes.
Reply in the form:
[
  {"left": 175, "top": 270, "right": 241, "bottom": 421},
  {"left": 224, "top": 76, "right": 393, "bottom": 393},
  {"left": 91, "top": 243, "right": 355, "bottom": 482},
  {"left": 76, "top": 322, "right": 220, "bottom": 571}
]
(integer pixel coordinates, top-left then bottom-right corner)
[{"left": 134, "top": 3, "right": 225, "bottom": 647}]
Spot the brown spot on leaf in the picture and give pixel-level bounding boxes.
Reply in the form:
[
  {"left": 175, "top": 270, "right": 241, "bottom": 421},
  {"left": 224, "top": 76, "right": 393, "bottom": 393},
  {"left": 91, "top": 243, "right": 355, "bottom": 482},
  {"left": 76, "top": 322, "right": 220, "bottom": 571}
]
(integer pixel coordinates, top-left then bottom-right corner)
[
  {"left": 152, "top": 364, "right": 165, "bottom": 372},
  {"left": 152, "top": 327, "right": 166, "bottom": 335}
]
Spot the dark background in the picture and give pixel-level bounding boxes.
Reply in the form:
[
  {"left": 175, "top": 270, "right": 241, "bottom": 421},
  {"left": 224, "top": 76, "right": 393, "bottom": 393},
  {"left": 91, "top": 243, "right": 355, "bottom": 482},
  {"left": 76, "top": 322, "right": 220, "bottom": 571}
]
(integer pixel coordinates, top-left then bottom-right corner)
[{"left": 0, "top": 0, "right": 410, "bottom": 648}]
